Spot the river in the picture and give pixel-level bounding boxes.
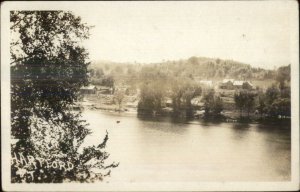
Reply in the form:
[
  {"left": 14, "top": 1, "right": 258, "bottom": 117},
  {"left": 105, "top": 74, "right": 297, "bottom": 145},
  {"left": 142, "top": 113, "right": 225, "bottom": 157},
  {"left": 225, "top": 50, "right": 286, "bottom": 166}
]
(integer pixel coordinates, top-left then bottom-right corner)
[{"left": 80, "top": 109, "right": 291, "bottom": 182}]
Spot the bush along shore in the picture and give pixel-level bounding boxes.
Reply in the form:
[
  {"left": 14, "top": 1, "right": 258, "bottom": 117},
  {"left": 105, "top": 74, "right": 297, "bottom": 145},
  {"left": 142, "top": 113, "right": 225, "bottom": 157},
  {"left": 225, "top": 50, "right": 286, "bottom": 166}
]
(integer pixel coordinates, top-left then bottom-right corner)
[{"left": 79, "top": 83, "right": 290, "bottom": 125}]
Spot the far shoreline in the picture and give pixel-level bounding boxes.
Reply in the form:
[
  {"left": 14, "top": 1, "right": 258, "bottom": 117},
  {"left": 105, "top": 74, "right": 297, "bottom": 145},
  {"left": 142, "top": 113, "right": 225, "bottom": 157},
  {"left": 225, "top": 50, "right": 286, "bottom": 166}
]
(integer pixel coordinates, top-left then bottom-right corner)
[{"left": 80, "top": 104, "right": 291, "bottom": 128}]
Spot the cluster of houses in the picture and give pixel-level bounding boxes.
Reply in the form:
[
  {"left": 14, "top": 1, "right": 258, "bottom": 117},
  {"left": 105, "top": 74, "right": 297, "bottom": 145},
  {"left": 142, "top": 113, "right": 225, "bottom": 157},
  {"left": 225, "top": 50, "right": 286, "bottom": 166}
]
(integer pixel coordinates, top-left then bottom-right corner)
[
  {"left": 219, "top": 79, "right": 254, "bottom": 90},
  {"left": 80, "top": 78, "right": 255, "bottom": 96},
  {"left": 78, "top": 79, "right": 255, "bottom": 113},
  {"left": 79, "top": 84, "right": 139, "bottom": 111},
  {"left": 199, "top": 79, "right": 255, "bottom": 90},
  {"left": 80, "top": 82, "right": 139, "bottom": 96},
  {"left": 79, "top": 85, "right": 113, "bottom": 95}
]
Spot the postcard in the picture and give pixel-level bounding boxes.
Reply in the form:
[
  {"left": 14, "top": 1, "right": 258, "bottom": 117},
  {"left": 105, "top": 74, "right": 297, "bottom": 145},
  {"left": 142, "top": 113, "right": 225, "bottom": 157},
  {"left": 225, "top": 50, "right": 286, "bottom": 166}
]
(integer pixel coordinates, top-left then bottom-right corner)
[{"left": 1, "top": 1, "right": 299, "bottom": 191}]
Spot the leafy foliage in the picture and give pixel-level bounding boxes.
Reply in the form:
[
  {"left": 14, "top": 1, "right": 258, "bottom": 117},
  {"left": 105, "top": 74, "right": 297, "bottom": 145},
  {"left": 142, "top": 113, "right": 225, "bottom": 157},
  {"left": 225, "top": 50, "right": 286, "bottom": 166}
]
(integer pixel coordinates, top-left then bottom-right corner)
[
  {"left": 234, "top": 90, "right": 256, "bottom": 117},
  {"left": 113, "top": 90, "right": 126, "bottom": 111},
  {"left": 90, "top": 58, "right": 290, "bottom": 120},
  {"left": 11, "top": 11, "right": 118, "bottom": 183},
  {"left": 262, "top": 84, "right": 290, "bottom": 117},
  {"left": 90, "top": 56, "right": 277, "bottom": 83},
  {"left": 256, "top": 90, "right": 267, "bottom": 117},
  {"left": 137, "top": 66, "right": 169, "bottom": 115},
  {"left": 170, "top": 78, "right": 202, "bottom": 117},
  {"left": 138, "top": 81, "right": 166, "bottom": 115},
  {"left": 276, "top": 65, "right": 290, "bottom": 90},
  {"left": 202, "top": 89, "right": 224, "bottom": 116}
]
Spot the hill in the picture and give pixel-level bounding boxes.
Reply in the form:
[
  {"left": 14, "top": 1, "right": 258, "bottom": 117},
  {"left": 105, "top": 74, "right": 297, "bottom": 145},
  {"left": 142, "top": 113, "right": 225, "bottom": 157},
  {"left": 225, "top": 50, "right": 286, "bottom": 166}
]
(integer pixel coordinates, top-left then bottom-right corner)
[{"left": 89, "top": 56, "right": 278, "bottom": 82}]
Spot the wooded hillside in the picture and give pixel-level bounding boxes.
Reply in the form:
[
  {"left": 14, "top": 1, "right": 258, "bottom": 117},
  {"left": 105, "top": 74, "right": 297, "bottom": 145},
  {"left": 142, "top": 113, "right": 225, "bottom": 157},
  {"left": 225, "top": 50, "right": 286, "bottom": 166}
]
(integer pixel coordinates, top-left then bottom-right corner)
[{"left": 89, "top": 56, "right": 283, "bottom": 87}]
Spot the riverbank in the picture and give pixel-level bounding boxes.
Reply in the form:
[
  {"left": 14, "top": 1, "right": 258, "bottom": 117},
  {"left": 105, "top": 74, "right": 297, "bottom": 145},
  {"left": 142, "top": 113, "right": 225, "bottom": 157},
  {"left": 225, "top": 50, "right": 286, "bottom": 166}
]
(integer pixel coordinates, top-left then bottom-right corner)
[{"left": 77, "top": 97, "right": 290, "bottom": 127}]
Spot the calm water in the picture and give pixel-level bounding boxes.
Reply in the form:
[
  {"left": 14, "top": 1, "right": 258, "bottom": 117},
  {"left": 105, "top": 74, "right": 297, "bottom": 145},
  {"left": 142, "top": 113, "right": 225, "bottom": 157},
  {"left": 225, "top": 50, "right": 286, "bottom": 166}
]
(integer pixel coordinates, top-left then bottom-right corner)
[{"left": 81, "top": 110, "right": 291, "bottom": 182}]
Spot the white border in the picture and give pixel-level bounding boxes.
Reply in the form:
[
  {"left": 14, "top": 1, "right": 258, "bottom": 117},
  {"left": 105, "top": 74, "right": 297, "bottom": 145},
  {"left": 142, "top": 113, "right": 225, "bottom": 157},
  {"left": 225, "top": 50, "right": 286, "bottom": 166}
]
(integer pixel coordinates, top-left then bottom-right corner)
[{"left": 1, "top": 1, "right": 299, "bottom": 191}]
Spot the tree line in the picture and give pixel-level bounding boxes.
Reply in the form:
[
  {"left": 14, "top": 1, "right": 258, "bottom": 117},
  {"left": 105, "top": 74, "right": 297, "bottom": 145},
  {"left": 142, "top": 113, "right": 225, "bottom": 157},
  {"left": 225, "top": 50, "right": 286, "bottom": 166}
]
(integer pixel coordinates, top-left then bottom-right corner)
[
  {"left": 135, "top": 64, "right": 290, "bottom": 120},
  {"left": 88, "top": 60, "right": 290, "bottom": 120},
  {"left": 89, "top": 56, "right": 277, "bottom": 87},
  {"left": 234, "top": 65, "right": 290, "bottom": 119}
]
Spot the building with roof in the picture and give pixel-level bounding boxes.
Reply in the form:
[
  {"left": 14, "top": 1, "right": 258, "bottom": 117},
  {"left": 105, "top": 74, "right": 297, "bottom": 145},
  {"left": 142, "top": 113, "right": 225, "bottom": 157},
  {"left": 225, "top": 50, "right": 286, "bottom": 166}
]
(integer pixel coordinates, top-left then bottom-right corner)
[
  {"left": 80, "top": 85, "right": 97, "bottom": 94},
  {"left": 233, "top": 80, "right": 244, "bottom": 89},
  {"left": 220, "top": 79, "right": 254, "bottom": 90},
  {"left": 219, "top": 79, "right": 234, "bottom": 89}
]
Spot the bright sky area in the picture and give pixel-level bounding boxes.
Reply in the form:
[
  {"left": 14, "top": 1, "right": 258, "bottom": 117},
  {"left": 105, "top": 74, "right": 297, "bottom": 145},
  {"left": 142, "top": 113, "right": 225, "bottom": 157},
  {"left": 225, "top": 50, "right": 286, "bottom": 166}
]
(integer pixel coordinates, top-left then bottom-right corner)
[{"left": 68, "top": 1, "right": 297, "bottom": 69}]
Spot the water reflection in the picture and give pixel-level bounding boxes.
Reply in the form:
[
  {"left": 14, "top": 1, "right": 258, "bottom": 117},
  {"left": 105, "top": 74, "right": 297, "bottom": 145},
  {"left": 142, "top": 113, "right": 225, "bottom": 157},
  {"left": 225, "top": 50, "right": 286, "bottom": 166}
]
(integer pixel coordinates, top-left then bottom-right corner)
[
  {"left": 81, "top": 110, "right": 291, "bottom": 182},
  {"left": 232, "top": 122, "right": 250, "bottom": 130},
  {"left": 230, "top": 123, "right": 251, "bottom": 140},
  {"left": 137, "top": 115, "right": 189, "bottom": 134},
  {"left": 137, "top": 114, "right": 190, "bottom": 124},
  {"left": 255, "top": 120, "right": 291, "bottom": 133}
]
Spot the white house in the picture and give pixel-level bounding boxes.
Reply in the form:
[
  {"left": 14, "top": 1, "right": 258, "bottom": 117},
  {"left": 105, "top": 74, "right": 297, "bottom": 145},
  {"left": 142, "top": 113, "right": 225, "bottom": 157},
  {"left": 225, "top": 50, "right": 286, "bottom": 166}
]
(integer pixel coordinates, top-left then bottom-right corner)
[
  {"left": 220, "top": 79, "right": 254, "bottom": 90},
  {"left": 233, "top": 81, "right": 254, "bottom": 89}
]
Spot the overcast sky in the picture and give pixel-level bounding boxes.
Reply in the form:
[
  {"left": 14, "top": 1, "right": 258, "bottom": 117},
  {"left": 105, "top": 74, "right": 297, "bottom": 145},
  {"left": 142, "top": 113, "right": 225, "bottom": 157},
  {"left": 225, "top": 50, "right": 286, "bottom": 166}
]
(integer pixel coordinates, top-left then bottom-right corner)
[{"left": 70, "top": 1, "right": 297, "bottom": 69}]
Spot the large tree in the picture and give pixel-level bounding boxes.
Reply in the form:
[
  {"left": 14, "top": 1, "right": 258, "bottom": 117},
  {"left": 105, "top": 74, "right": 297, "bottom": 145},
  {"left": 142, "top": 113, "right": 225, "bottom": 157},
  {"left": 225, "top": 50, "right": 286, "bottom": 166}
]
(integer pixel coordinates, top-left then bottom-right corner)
[
  {"left": 234, "top": 90, "right": 256, "bottom": 118},
  {"left": 10, "top": 11, "right": 118, "bottom": 183},
  {"left": 171, "top": 79, "right": 202, "bottom": 117},
  {"left": 138, "top": 81, "right": 166, "bottom": 115},
  {"left": 234, "top": 91, "right": 245, "bottom": 117},
  {"left": 276, "top": 65, "right": 290, "bottom": 91},
  {"left": 137, "top": 66, "right": 169, "bottom": 116},
  {"left": 202, "top": 89, "right": 223, "bottom": 116},
  {"left": 256, "top": 90, "right": 267, "bottom": 118}
]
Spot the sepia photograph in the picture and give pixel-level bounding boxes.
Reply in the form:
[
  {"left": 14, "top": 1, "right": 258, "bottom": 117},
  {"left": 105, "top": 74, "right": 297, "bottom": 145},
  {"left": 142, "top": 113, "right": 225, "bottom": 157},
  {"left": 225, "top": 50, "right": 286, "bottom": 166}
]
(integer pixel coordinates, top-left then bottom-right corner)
[{"left": 1, "top": 1, "right": 299, "bottom": 191}]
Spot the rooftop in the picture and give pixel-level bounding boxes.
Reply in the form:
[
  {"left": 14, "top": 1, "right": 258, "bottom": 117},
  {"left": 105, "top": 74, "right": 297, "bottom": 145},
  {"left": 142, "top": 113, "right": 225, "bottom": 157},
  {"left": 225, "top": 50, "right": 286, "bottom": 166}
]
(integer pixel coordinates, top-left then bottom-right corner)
[{"left": 80, "top": 85, "right": 96, "bottom": 90}]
